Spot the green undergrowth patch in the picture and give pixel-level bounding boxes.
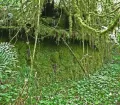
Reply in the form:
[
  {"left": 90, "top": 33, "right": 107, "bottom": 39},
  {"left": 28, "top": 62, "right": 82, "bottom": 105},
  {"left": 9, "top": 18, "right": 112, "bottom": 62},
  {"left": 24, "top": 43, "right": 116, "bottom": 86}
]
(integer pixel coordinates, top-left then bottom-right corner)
[
  {"left": 14, "top": 39, "right": 102, "bottom": 85},
  {"left": 39, "top": 55, "right": 120, "bottom": 105},
  {"left": 0, "top": 39, "right": 119, "bottom": 104}
]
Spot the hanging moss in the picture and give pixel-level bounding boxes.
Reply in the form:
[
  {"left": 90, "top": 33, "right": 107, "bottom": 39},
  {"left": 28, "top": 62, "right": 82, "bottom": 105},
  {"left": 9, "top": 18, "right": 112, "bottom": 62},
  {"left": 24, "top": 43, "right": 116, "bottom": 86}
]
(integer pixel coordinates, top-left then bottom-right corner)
[
  {"left": 69, "top": 9, "right": 72, "bottom": 36},
  {"left": 39, "top": 23, "right": 69, "bottom": 38}
]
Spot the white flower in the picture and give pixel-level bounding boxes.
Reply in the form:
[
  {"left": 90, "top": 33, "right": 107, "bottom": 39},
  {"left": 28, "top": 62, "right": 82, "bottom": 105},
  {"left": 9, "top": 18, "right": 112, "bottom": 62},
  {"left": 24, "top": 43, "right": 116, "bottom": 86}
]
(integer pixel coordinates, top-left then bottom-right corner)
[{"left": 109, "top": 92, "right": 112, "bottom": 96}]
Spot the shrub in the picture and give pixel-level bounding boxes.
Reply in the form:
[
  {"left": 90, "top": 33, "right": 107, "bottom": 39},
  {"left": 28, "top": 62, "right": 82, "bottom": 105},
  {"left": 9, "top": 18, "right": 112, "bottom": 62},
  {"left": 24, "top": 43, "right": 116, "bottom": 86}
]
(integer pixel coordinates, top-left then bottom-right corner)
[
  {"left": 0, "top": 42, "right": 18, "bottom": 71},
  {"left": 0, "top": 42, "right": 18, "bottom": 104}
]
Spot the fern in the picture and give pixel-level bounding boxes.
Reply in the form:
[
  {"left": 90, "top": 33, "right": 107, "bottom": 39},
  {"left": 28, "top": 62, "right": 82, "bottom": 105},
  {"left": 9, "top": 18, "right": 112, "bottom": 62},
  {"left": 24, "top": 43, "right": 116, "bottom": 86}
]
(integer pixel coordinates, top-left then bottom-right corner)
[{"left": 0, "top": 42, "right": 18, "bottom": 71}]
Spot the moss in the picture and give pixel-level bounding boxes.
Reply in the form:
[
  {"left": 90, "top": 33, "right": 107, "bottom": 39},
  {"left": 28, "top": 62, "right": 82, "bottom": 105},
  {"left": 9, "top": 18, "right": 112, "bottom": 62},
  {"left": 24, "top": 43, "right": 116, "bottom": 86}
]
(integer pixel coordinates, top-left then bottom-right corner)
[
  {"left": 0, "top": 38, "right": 108, "bottom": 85},
  {"left": 50, "top": 51, "right": 60, "bottom": 63}
]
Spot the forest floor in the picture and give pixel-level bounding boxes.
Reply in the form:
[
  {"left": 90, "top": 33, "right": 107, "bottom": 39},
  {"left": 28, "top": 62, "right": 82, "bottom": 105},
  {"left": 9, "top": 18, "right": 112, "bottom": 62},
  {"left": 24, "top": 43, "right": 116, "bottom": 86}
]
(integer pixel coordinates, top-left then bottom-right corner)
[
  {"left": 1, "top": 40, "right": 120, "bottom": 105},
  {"left": 39, "top": 51, "right": 120, "bottom": 105}
]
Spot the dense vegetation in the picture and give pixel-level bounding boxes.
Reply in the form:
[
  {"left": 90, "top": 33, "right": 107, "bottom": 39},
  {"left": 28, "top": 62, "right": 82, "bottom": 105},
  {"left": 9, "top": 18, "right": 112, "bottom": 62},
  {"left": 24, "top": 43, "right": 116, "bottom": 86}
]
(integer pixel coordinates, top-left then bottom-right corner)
[
  {"left": 0, "top": 0, "right": 120, "bottom": 104},
  {"left": 39, "top": 53, "right": 120, "bottom": 105}
]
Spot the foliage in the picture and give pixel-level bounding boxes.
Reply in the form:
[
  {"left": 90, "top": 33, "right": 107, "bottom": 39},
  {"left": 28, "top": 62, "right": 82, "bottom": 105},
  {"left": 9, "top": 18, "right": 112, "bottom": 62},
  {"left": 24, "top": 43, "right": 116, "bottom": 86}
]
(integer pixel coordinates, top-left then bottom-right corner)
[
  {"left": 0, "top": 70, "right": 19, "bottom": 104},
  {"left": 0, "top": 42, "right": 39, "bottom": 105},
  {"left": 0, "top": 40, "right": 100, "bottom": 104},
  {"left": 0, "top": 42, "right": 18, "bottom": 104},
  {"left": 0, "top": 43, "right": 120, "bottom": 104},
  {"left": 0, "top": 42, "right": 17, "bottom": 71},
  {"left": 0, "top": 42, "right": 119, "bottom": 105},
  {"left": 39, "top": 55, "right": 120, "bottom": 105},
  {"left": 0, "top": 0, "right": 120, "bottom": 104}
]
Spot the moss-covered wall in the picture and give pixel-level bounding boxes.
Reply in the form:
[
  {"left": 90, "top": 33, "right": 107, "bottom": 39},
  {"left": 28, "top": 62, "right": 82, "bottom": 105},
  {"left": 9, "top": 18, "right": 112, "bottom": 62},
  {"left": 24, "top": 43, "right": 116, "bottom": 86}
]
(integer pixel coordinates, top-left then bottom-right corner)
[{"left": 0, "top": 38, "right": 107, "bottom": 86}]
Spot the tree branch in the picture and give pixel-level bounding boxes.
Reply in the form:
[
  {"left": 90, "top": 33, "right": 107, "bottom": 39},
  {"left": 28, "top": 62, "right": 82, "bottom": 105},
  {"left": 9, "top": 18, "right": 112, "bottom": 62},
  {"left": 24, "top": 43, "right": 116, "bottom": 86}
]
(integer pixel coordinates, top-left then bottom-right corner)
[{"left": 73, "top": 0, "right": 120, "bottom": 35}]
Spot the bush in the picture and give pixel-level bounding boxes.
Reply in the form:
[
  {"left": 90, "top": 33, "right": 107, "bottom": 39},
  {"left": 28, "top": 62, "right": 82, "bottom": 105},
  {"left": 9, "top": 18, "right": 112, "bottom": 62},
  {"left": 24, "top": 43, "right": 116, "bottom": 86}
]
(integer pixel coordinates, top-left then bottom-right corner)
[
  {"left": 0, "top": 42, "right": 18, "bottom": 104},
  {"left": 0, "top": 42, "right": 18, "bottom": 71}
]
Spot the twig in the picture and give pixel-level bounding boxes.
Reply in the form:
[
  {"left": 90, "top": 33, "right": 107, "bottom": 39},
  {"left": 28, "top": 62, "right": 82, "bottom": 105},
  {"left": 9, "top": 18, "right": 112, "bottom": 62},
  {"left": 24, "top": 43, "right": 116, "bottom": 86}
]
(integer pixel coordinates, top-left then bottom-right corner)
[{"left": 62, "top": 38, "right": 86, "bottom": 74}]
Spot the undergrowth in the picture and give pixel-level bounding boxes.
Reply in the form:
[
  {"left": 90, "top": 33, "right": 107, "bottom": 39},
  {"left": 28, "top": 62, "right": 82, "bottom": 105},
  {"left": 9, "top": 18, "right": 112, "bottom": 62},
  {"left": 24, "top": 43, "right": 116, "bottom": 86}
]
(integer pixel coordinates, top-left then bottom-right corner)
[
  {"left": 0, "top": 42, "right": 120, "bottom": 105},
  {"left": 39, "top": 53, "right": 120, "bottom": 105}
]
